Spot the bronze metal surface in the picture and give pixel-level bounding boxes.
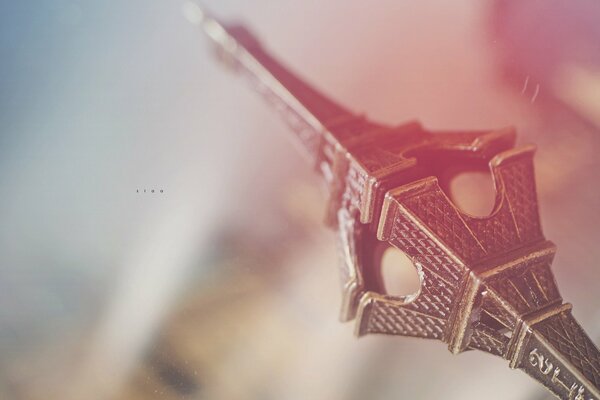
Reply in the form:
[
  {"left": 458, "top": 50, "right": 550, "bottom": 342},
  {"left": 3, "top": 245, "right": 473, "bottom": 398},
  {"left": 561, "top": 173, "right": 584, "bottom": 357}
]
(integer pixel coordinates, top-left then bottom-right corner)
[{"left": 192, "top": 7, "right": 600, "bottom": 399}]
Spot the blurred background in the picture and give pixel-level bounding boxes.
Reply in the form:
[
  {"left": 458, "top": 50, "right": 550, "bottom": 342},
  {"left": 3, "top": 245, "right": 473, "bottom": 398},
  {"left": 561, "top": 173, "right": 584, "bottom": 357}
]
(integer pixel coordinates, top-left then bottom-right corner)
[{"left": 1, "top": 0, "right": 599, "bottom": 399}]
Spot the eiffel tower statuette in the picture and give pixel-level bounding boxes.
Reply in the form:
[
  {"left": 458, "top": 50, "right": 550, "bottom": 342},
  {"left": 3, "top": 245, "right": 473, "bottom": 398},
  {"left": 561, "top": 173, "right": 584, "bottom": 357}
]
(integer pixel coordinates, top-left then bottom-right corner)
[{"left": 189, "top": 5, "right": 600, "bottom": 399}]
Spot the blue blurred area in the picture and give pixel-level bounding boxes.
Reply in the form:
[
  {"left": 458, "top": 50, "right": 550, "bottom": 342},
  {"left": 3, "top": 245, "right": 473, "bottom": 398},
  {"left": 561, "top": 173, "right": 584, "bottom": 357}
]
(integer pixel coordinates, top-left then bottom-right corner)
[
  {"left": 0, "top": 0, "right": 214, "bottom": 363},
  {"left": 0, "top": 1, "right": 299, "bottom": 381}
]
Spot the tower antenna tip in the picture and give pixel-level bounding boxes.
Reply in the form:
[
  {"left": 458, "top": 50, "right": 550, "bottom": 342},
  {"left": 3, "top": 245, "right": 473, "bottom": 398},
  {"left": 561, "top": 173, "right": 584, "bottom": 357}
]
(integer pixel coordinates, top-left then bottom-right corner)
[{"left": 182, "top": 1, "right": 208, "bottom": 25}]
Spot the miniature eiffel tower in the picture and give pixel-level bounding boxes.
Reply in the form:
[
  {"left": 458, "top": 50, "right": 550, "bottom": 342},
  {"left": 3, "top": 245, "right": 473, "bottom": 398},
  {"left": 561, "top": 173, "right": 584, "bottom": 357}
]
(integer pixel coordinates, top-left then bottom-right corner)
[{"left": 189, "top": 5, "right": 600, "bottom": 399}]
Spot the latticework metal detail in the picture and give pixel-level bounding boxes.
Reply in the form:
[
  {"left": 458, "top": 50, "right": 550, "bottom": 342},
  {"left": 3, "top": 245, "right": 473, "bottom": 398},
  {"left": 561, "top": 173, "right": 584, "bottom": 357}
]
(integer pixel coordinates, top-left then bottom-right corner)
[{"left": 197, "top": 8, "right": 600, "bottom": 398}]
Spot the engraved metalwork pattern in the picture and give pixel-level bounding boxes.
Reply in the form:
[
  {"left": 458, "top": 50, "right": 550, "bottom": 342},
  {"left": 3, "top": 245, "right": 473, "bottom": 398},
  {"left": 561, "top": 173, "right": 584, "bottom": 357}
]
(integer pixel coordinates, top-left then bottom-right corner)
[
  {"left": 480, "top": 291, "right": 516, "bottom": 330},
  {"left": 358, "top": 295, "right": 446, "bottom": 339},
  {"left": 195, "top": 8, "right": 600, "bottom": 399},
  {"left": 469, "top": 321, "right": 510, "bottom": 357},
  {"left": 534, "top": 313, "right": 600, "bottom": 389},
  {"left": 495, "top": 154, "right": 543, "bottom": 243}
]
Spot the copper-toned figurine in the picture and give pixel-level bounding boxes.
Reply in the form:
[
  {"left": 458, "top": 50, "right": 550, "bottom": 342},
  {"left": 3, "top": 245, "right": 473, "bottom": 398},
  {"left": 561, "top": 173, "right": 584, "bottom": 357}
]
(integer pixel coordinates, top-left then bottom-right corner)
[{"left": 191, "top": 6, "right": 600, "bottom": 399}]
